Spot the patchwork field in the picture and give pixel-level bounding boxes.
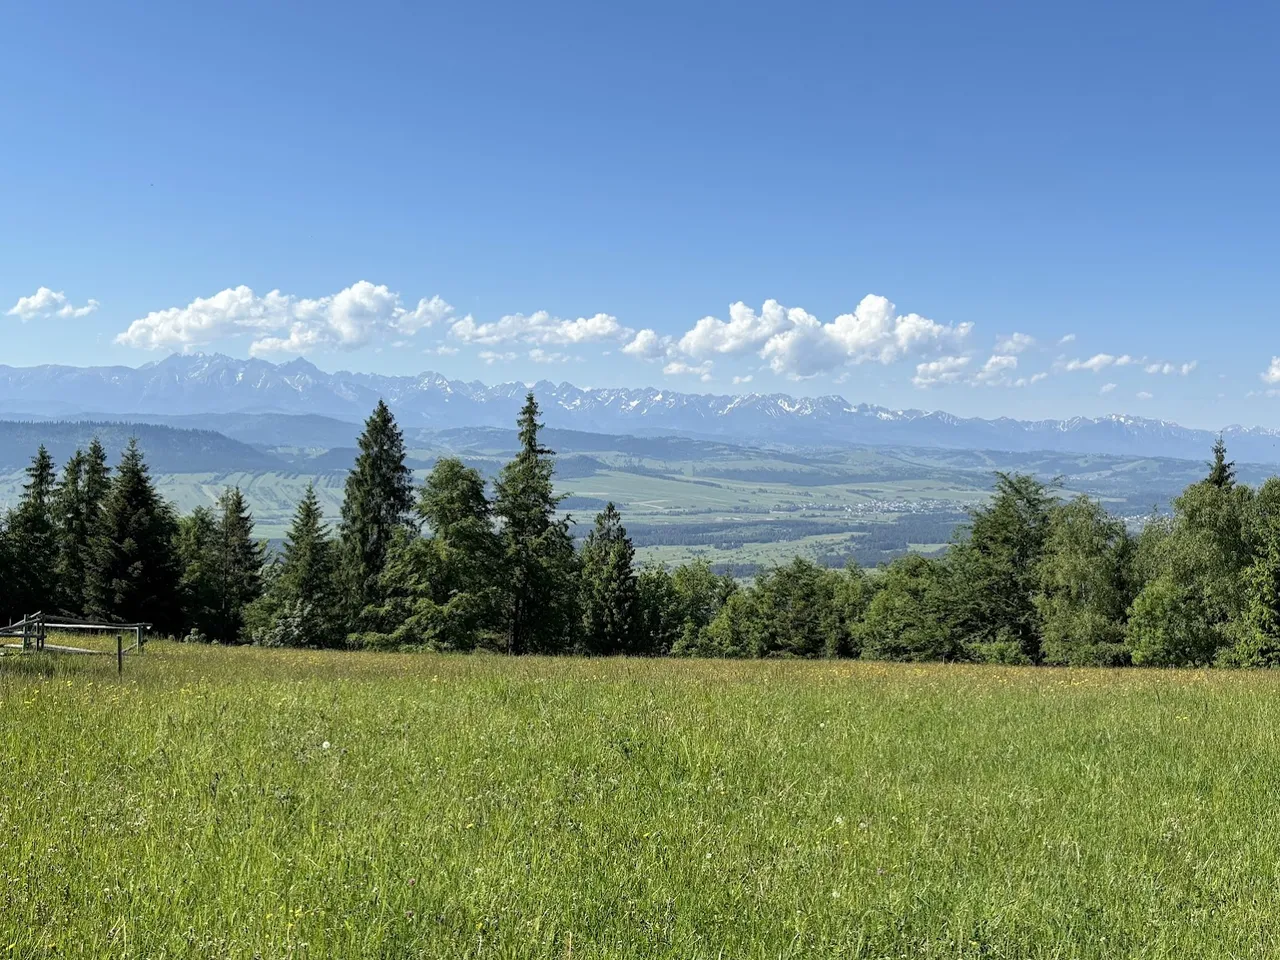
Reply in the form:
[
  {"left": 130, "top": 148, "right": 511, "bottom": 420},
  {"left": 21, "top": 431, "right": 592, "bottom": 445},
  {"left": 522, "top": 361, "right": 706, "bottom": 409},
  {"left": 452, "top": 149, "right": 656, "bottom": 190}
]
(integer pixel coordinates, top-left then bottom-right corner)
[
  {"left": 4, "top": 645, "right": 1280, "bottom": 957},
  {"left": 2, "top": 421, "right": 1273, "bottom": 569}
]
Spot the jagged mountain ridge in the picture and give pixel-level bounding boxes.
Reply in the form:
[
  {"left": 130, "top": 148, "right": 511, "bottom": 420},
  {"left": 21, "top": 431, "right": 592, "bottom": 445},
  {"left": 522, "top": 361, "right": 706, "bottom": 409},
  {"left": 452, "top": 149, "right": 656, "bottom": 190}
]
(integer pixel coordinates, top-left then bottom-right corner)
[{"left": 1, "top": 353, "right": 1278, "bottom": 463}]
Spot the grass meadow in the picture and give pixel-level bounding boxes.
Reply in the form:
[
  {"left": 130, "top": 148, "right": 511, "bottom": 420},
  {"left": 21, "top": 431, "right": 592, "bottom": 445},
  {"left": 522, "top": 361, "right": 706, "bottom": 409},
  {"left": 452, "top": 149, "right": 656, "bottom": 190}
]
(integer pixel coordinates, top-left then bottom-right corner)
[{"left": 4, "top": 645, "right": 1280, "bottom": 958}]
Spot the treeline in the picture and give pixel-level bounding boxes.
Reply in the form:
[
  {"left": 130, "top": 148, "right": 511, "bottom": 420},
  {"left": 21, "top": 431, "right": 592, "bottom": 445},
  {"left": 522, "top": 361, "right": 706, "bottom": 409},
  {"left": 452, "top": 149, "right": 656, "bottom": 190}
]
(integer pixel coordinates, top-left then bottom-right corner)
[{"left": 5, "top": 397, "right": 1280, "bottom": 668}]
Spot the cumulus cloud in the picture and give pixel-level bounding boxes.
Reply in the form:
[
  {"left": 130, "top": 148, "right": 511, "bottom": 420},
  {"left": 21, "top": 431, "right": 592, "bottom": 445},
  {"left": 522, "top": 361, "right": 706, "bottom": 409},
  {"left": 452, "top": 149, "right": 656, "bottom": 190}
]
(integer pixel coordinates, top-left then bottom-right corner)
[
  {"left": 1101, "top": 382, "right": 1117, "bottom": 394},
  {"left": 1058, "top": 333, "right": 1077, "bottom": 345},
  {"left": 663, "top": 359, "right": 713, "bottom": 381},
  {"left": 528, "top": 348, "right": 572, "bottom": 364},
  {"left": 1263, "top": 357, "right": 1280, "bottom": 384},
  {"left": 8, "top": 287, "right": 100, "bottom": 321},
  {"left": 116, "top": 281, "right": 456, "bottom": 354},
  {"left": 732, "top": 374, "right": 754, "bottom": 385},
  {"left": 995, "top": 332, "right": 1035, "bottom": 354},
  {"left": 912, "top": 356, "right": 971, "bottom": 388},
  {"left": 621, "top": 328, "right": 674, "bottom": 360},
  {"left": 974, "top": 354, "right": 1019, "bottom": 386},
  {"left": 1137, "top": 391, "right": 1154, "bottom": 400},
  {"left": 1063, "top": 353, "right": 1136, "bottom": 373},
  {"left": 678, "top": 300, "right": 798, "bottom": 357},
  {"left": 631, "top": 295, "right": 970, "bottom": 381},
  {"left": 757, "top": 295, "right": 973, "bottom": 379},
  {"left": 1145, "top": 361, "right": 1197, "bottom": 376},
  {"left": 478, "top": 350, "right": 516, "bottom": 365},
  {"left": 450, "top": 310, "right": 629, "bottom": 347}
]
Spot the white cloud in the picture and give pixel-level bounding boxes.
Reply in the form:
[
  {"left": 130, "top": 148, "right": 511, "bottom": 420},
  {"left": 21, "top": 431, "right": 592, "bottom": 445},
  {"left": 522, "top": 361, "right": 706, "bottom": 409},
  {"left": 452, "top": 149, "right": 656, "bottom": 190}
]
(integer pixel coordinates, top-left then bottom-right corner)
[
  {"left": 1144, "top": 361, "right": 1197, "bottom": 376},
  {"left": 394, "top": 295, "right": 456, "bottom": 334},
  {"left": 995, "top": 332, "right": 1035, "bottom": 354},
  {"left": 912, "top": 355, "right": 971, "bottom": 388},
  {"left": 974, "top": 354, "right": 1018, "bottom": 386},
  {"left": 451, "top": 310, "right": 629, "bottom": 347},
  {"left": 663, "top": 359, "right": 713, "bottom": 382},
  {"left": 116, "top": 281, "right": 457, "bottom": 354},
  {"left": 621, "top": 328, "right": 673, "bottom": 360},
  {"left": 8, "top": 287, "right": 100, "bottom": 321},
  {"left": 1263, "top": 357, "right": 1280, "bottom": 384},
  {"left": 635, "top": 295, "right": 970, "bottom": 381},
  {"left": 528, "top": 348, "right": 572, "bottom": 364},
  {"left": 1063, "top": 353, "right": 1136, "bottom": 373},
  {"left": 1136, "top": 391, "right": 1154, "bottom": 400},
  {"left": 478, "top": 350, "right": 516, "bottom": 365},
  {"left": 757, "top": 295, "right": 973, "bottom": 379},
  {"left": 1100, "top": 382, "right": 1117, "bottom": 394},
  {"left": 732, "top": 374, "right": 754, "bottom": 385},
  {"left": 678, "top": 300, "right": 797, "bottom": 357},
  {"left": 425, "top": 344, "right": 459, "bottom": 356},
  {"left": 1058, "top": 333, "right": 1076, "bottom": 345}
]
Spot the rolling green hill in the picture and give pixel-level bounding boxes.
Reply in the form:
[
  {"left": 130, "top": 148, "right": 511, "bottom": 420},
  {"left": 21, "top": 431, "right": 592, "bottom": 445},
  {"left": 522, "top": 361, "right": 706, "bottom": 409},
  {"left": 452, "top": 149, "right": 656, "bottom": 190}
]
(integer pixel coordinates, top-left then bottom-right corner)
[{"left": 0, "top": 418, "right": 1271, "bottom": 571}]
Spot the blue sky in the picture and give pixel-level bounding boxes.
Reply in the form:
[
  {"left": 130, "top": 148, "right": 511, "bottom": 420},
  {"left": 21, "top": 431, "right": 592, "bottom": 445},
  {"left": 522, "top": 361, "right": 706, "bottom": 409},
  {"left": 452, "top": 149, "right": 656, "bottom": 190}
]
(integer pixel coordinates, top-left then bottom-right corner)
[{"left": 3, "top": 1, "right": 1279, "bottom": 428}]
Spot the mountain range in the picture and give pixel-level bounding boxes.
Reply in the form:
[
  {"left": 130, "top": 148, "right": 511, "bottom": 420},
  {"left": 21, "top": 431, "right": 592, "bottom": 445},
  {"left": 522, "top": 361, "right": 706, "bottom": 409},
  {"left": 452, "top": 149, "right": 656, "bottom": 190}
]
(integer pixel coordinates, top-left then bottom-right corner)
[{"left": 1, "top": 353, "right": 1277, "bottom": 464}]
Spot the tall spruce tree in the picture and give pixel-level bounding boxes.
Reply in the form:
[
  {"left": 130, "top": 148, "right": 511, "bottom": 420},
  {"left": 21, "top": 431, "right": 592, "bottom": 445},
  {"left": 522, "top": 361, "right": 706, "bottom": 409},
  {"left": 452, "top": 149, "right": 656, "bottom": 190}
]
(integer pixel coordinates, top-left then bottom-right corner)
[
  {"left": 52, "top": 450, "right": 97, "bottom": 615},
  {"left": 578, "top": 502, "right": 639, "bottom": 655},
  {"left": 278, "top": 484, "right": 336, "bottom": 606},
  {"left": 339, "top": 400, "right": 414, "bottom": 618},
  {"left": 79, "top": 438, "right": 112, "bottom": 613},
  {"left": 87, "top": 439, "right": 182, "bottom": 633},
  {"left": 176, "top": 506, "right": 220, "bottom": 639},
  {"left": 210, "top": 487, "right": 265, "bottom": 642},
  {"left": 493, "top": 393, "right": 578, "bottom": 654},
  {"left": 52, "top": 450, "right": 85, "bottom": 612},
  {"left": 252, "top": 484, "right": 343, "bottom": 647},
  {"left": 7, "top": 446, "right": 58, "bottom": 617}
]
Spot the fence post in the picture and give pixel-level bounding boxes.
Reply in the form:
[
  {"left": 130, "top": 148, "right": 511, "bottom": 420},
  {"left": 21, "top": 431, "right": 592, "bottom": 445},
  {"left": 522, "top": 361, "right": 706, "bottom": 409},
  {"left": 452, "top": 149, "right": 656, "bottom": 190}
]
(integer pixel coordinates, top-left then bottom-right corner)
[
  {"left": 136, "top": 626, "right": 143, "bottom": 654},
  {"left": 117, "top": 634, "right": 123, "bottom": 676}
]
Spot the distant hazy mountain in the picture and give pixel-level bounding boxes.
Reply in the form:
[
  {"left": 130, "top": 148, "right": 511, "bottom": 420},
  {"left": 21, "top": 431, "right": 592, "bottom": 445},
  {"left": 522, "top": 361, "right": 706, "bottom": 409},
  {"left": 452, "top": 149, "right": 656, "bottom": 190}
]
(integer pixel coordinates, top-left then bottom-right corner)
[
  {"left": 1, "top": 353, "right": 1278, "bottom": 463},
  {"left": 0, "top": 421, "right": 281, "bottom": 473}
]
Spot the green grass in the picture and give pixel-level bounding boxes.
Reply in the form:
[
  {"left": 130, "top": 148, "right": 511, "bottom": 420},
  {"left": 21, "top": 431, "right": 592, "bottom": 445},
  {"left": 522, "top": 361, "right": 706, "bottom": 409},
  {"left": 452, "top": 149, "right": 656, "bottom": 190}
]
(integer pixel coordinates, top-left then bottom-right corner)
[{"left": 5, "top": 646, "right": 1280, "bottom": 957}]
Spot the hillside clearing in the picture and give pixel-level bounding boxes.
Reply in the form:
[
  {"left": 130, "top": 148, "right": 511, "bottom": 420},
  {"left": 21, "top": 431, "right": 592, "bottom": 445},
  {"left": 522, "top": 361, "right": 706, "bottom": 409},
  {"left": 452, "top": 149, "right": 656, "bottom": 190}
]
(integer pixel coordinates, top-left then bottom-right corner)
[{"left": 3, "top": 646, "right": 1280, "bottom": 957}]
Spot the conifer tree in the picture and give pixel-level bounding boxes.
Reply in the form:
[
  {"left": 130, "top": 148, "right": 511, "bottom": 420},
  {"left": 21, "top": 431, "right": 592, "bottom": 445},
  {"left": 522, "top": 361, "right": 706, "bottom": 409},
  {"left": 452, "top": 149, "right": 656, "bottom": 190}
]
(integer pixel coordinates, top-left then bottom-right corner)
[
  {"left": 493, "top": 393, "right": 578, "bottom": 654},
  {"left": 87, "top": 439, "right": 182, "bottom": 632},
  {"left": 0, "top": 522, "right": 12, "bottom": 625},
  {"left": 339, "top": 400, "right": 414, "bottom": 616},
  {"left": 362, "top": 459, "right": 503, "bottom": 650},
  {"left": 635, "top": 564, "right": 680, "bottom": 657},
  {"left": 578, "top": 502, "right": 639, "bottom": 655},
  {"left": 948, "top": 472, "right": 1058, "bottom": 662},
  {"left": 1207, "top": 435, "right": 1236, "bottom": 489},
  {"left": 278, "top": 484, "right": 336, "bottom": 606},
  {"left": 7, "top": 446, "right": 58, "bottom": 617},
  {"left": 79, "top": 438, "right": 112, "bottom": 611},
  {"left": 176, "top": 506, "right": 219, "bottom": 639},
  {"left": 210, "top": 487, "right": 265, "bottom": 642},
  {"left": 412, "top": 457, "right": 502, "bottom": 627},
  {"left": 251, "top": 484, "right": 344, "bottom": 648},
  {"left": 83, "top": 438, "right": 111, "bottom": 510},
  {"left": 52, "top": 449, "right": 86, "bottom": 612},
  {"left": 51, "top": 449, "right": 108, "bottom": 615}
]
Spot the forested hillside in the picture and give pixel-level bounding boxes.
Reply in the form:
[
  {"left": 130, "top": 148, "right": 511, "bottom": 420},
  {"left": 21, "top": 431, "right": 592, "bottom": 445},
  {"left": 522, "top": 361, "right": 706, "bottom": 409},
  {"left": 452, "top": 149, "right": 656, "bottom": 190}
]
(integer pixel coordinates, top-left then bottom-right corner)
[
  {"left": 0, "top": 421, "right": 280, "bottom": 473},
  {"left": 3, "top": 396, "right": 1280, "bottom": 669}
]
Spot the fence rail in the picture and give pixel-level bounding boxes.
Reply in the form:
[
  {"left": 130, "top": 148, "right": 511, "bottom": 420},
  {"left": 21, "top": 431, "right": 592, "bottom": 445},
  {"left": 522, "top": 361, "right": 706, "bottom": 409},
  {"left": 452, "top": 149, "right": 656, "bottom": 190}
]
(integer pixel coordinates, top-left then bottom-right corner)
[{"left": 0, "top": 612, "right": 152, "bottom": 674}]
